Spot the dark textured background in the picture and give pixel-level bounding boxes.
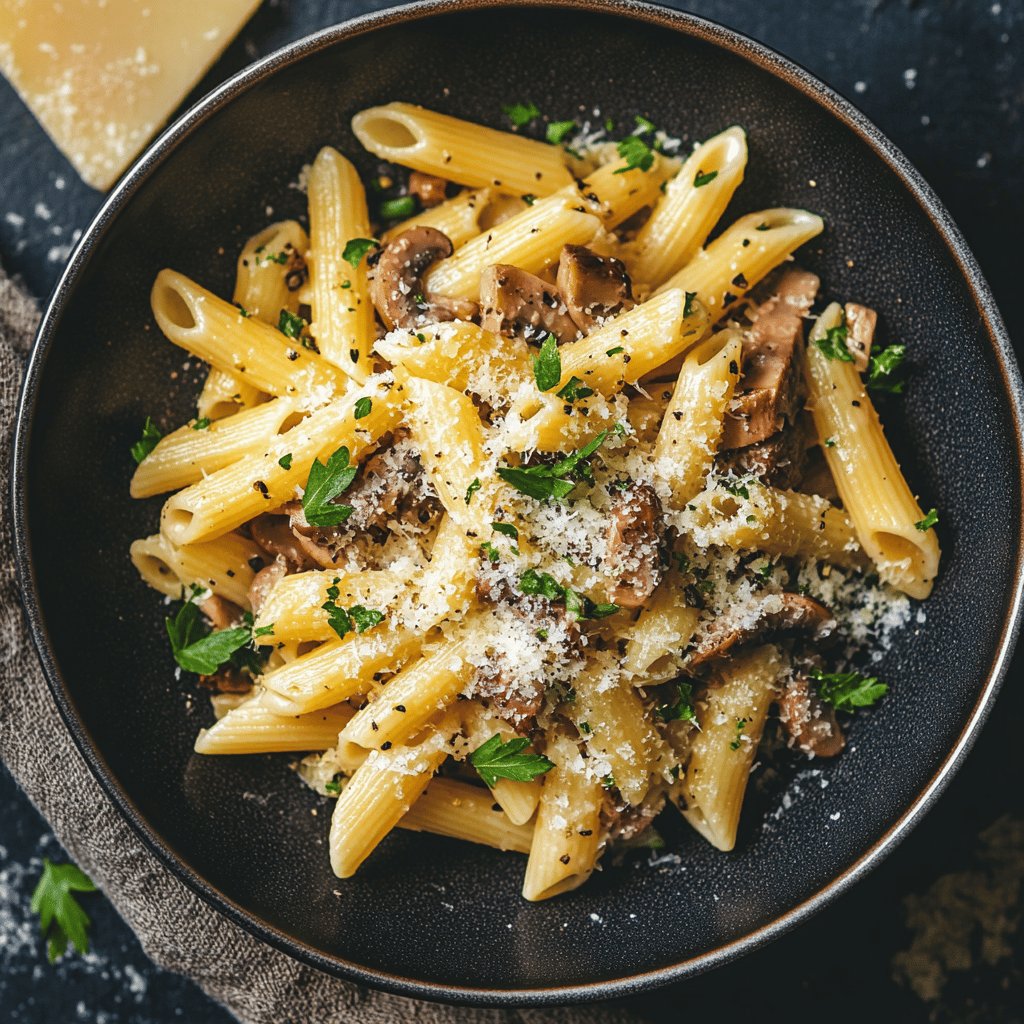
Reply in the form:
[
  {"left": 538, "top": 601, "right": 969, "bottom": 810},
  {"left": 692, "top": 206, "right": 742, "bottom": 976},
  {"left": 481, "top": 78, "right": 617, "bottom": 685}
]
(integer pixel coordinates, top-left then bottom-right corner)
[{"left": 1, "top": 0, "right": 1021, "bottom": 1021}]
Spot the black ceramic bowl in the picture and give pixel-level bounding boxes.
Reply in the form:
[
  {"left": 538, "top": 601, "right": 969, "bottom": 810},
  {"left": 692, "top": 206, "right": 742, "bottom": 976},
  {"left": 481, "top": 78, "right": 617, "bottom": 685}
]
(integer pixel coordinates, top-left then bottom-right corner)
[{"left": 12, "top": 0, "right": 1024, "bottom": 1006}]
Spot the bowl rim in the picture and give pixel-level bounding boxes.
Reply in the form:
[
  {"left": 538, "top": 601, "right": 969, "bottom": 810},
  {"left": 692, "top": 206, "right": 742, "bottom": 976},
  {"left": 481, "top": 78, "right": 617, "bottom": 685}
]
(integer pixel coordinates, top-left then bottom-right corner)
[{"left": 11, "top": 0, "right": 1024, "bottom": 1007}]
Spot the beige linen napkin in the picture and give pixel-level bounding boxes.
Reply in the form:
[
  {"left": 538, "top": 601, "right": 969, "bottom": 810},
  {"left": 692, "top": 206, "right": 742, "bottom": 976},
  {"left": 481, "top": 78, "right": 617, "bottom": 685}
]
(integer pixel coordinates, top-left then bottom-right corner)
[{"left": 0, "top": 263, "right": 644, "bottom": 1024}]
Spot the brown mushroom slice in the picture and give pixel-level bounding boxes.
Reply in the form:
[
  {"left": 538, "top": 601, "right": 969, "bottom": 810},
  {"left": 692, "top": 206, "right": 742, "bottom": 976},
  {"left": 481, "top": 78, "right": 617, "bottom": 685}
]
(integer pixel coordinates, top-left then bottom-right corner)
[
  {"left": 556, "top": 244, "right": 635, "bottom": 332},
  {"left": 248, "top": 559, "right": 288, "bottom": 615},
  {"left": 720, "top": 268, "right": 819, "bottom": 450},
  {"left": 689, "top": 593, "right": 836, "bottom": 668},
  {"left": 605, "top": 482, "right": 665, "bottom": 609},
  {"left": 778, "top": 677, "right": 846, "bottom": 757},
  {"left": 408, "top": 171, "right": 448, "bottom": 209},
  {"left": 249, "top": 514, "right": 315, "bottom": 572},
  {"left": 843, "top": 302, "right": 877, "bottom": 372},
  {"left": 369, "top": 226, "right": 477, "bottom": 330},
  {"left": 200, "top": 594, "right": 244, "bottom": 630},
  {"left": 717, "top": 410, "right": 814, "bottom": 491},
  {"left": 478, "top": 264, "right": 578, "bottom": 342}
]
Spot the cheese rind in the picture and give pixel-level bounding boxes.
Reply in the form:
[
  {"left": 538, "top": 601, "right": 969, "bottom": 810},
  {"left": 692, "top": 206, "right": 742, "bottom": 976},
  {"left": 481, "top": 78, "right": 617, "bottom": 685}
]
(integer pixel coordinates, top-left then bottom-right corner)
[{"left": 0, "top": 0, "right": 261, "bottom": 191}]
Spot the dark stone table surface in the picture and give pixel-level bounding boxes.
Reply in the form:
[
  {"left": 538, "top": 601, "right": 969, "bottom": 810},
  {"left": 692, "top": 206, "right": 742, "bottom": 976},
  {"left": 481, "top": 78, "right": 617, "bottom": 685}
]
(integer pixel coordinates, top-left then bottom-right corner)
[{"left": 1, "top": 1, "right": 1021, "bottom": 1021}]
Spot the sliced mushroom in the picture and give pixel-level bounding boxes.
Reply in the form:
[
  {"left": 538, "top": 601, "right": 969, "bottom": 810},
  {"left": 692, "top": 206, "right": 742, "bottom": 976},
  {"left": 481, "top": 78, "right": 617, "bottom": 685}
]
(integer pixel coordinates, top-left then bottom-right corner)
[
  {"left": 250, "top": 514, "right": 315, "bottom": 572},
  {"left": 408, "top": 171, "right": 449, "bottom": 209},
  {"left": 843, "top": 302, "right": 877, "bottom": 372},
  {"left": 605, "top": 482, "right": 665, "bottom": 609},
  {"left": 200, "top": 594, "right": 244, "bottom": 630},
  {"left": 717, "top": 410, "right": 814, "bottom": 490},
  {"left": 479, "top": 264, "right": 578, "bottom": 342},
  {"left": 197, "top": 666, "right": 253, "bottom": 694},
  {"left": 248, "top": 559, "right": 288, "bottom": 615},
  {"left": 474, "top": 661, "right": 545, "bottom": 734},
  {"left": 369, "top": 226, "right": 477, "bottom": 330},
  {"left": 556, "top": 244, "right": 635, "bottom": 332},
  {"left": 689, "top": 593, "right": 836, "bottom": 667},
  {"left": 778, "top": 677, "right": 846, "bottom": 757}
]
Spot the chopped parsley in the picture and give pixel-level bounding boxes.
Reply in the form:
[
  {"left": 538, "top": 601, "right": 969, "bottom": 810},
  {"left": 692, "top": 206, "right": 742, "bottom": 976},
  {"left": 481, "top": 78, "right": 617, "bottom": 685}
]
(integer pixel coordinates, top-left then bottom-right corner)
[
  {"left": 824, "top": 437, "right": 837, "bottom": 448},
  {"left": 324, "top": 778, "right": 343, "bottom": 795},
  {"left": 278, "top": 453, "right": 293, "bottom": 470},
  {"left": 867, "top": 343, "right": 907, "bottom": 394},
  {"left": 614, "top": 134, "right": 655, "bottom": 174},
  {"left": 191, "top": 417, "right": 211, "bottom": 431},
  {"left": 634, "top": 114, "right": 657, "bottom": 134},
  {"left": 322, "top": 579, "right": 385, "bottom": 640},
  {"left": 480, "top": 541, "right": 501, "bottom": 563},
  {"left": 815, "top": 321, "right": 854, "bottom": 362},
  {"left": 532, "top": 333, "right": 561, "bottom": 392},
  {"left": 694, "top": 169, "right": 719, "bottom": 187},
  {"left": 606, "top": 345, "right": 625, "bottom": 357},
  {"left": 130, "top": 417, "right": 162, "bottom": 464},
  {"left": 811, "top": 668, "right": 888, "bottom": 711},
  {"left": 915, "top": 508, "right": 939, "bottom": 531},
  {"left": 302, "top": 445, "right": 357, "bottom": 527},
  {"left": 757, "top": 561, "right": 774, "bottom": 580},
  {"left": 354, "top": 397, "right": 373, "bottom": 420},
  {"left": 722, "top": 479, "right": 751, "bottom": 500},
  {"left": 470, "top": 734, "right": 554, "bottom": 786},
  {"left": 342, "top": 237, "right": 380, "bottom": 268},
  {"left": 165, "top": 592, "right": 272, "bottom": 676},
  {"left": 518, "top": 569, "right": 617, "bottom": 620},
  {"left": 546, "top": 119, "right": 577, "bottom": 145},
  {"left": 497, "top": 429, "right": 615, "bottom": 501},
  {"left": 491, "top": 521, "right": 519, "bottom": 541},
  {"left": 31, "top": 859, "right": 96, "bottom": 964},
  {"left": 556, "top": 375, "right": 594, "bottom": 402},
  {"left": 656, "top": 681, "right": 695, "bottom": 722},
  {"left": 683, "top": 290, "right": 698, "bottom": 318},
  {"left": 277, "top": 308, "right": 307, "bottom": 340},
  {"left": 502, "top": 101, "right": 540, "bottom": 128},
  {"left": 521, "top": 193, "right": 537, "bottom": 205},
  {"left": 729, "top": 717, "right": 748, "bottom": 751},
  {"left": 465, "top": 477, "right": 482, "bottom": 504},
  {"left": 379, "top": 195, "right": 418, "bottom": 220}
]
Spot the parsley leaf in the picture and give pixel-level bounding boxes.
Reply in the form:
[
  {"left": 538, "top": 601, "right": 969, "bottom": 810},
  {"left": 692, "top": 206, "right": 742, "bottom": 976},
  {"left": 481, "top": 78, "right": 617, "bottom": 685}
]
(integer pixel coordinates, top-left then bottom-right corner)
[
  {"left": 656, "top": 681, "right": 695, "bottom": 722},
  {"left": 497, "top": 429, "right": 613, "bottom": 501},
  {"left": 811, "top": 669, "right": 888, "bottom": 711},
  {"left": 278, "top": 308, "right": 307, "bottom": 340},
  {"left": 469, "top": 734, "right": 554, "bottom": 787},
  {"left": 31, "top": 860, "right": 96, "bottom": 963},
  {"left": 722, "top": 479, "right": 751, "bottom": 500},
  {"left": 915, "top": 508, "right": 939, "bottom": 531},
  {"left": 354, "top": 397, "right": 373, "bottom": 420},
  {"left": 557, "top": 375, "right": 594, "bottom": 402},
  {"left": 171, "top": 622, "right": 252, "bottom": 675},
  {"left": 342, "top": 238, "right": 380, "bottom": 268},
  {"left": 546, "top": 119, "right": 576, "bottom": 145},
  {"left": 502, "top": 101, "right": 539, "bottom": 128},
  {"left": 278, "top": 453, "right": 293, "bottom": 469},
  {"left": 634, "top": 114, "right": 657, "bottom": 134},
  {"left": 694, "top": 169, "right": 719, "bottom": 187},
  {"left": 867, "top": 343, "right": 907, "bottom": 394},
  {"left": 519, "top": 569, "right": 617, "bottom": 619},
  {"left": 532, "top": 333, "right": 561, "bottom": 392},
  {"left": 480, "top": 541, "right": 501, "bottom": 563},
  {"left": 302, "top": 446, "right": 357, "bottom": 527},
  {"left": 321, "top": 578, "right": 385, "bottom": 639},
  {"left": 465, "top": 477, "right": 482, "bottom": 504},
  {"left": 491, "top": 522, "right": 519, "bottom": 541},
  {"left": 379, "top": 196, "right": 418, "bottom": 220},
  {"left": 606, "top": 346, "right": 625, "bottom": 356},
  {"left": 614, "top": 134, "right": 654, "bottom": 174},
  {"left": 816, "top": 322, "right": 854, "bottom": 362},
  {"left": 683, "top": 291, "right": 697, "bottom": 318},
  {"left": 130, "top": 417, "right": 162, "bottom": 464}
]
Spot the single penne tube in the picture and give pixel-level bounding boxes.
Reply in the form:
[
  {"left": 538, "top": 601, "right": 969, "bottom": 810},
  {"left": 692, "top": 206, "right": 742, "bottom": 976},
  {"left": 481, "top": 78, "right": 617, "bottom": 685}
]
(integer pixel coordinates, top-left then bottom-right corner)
[
  {"left": 160, "top": 378, "right": 399, "bottom": 545},
  {"left": 382, "top": 188, "right": 491, "bottom": 248},
  {"left": 627, "top": 126, "right": 748, "bottom": 288},
  {"left": 328, "top": 726, "right": 453, "bottom": 878},
  {"left": 522, "top": 727, "right": 603, "bottom": 902},
  {"left": 652, "top": 329, "right": 743, "bottom": 507},
  {"left": 375, "top": 321, "right": 530, "bottom": 394},
  {"left": 234, "top": 219, "right": 310, "bottom": 322},
  {"left": 805, "top": 303, "right": 939, "bottom": 598},
  {"left": 352, "top": 102, "right": 574, "bottom": 196},
  {"left": 571, "top": 660, "right": 664, "bottom": 805},
  {"left": 397, "top": 373, "right": 497, "bottom": 533},
  {"left": 307, "top": 147, "right": 376, "bottom": 381},
  {"left": 622, "top": 584, "right": 701, "bottom": 680},
  {"left": 398, "top": 777, "right": 534, "bottom": 853},
  {"left": 423, "top": 195, "right": 600, "bottom": 302},
  {"left": 130, "top": 531, "right": 262, "bottom": 608},
  {"left": 130, "top": 398, "right": 300, "bottom": 498},
  {"left": 338, "top": 628, "right": 477, "bottom": 754},
  {"left": 194, "top": 696, "right": 354, "bottom": 755},
  {"left": 151, "top": 270, "right": 345, "bottom": 401},
  {"left": 684, "top": 479, "right": 868, "bottom": 571},
  {"left": 253, "top": 569, "right": 404, "bottom": 644},
  {"left": 197, "top": 367, "right": 266, "bottom": 422},
  {"left": 654, "top": 208, "right": 825, "bottom": 319},
  {"left": 682, "top": 645, "right": 780, "bottom": 851}
]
